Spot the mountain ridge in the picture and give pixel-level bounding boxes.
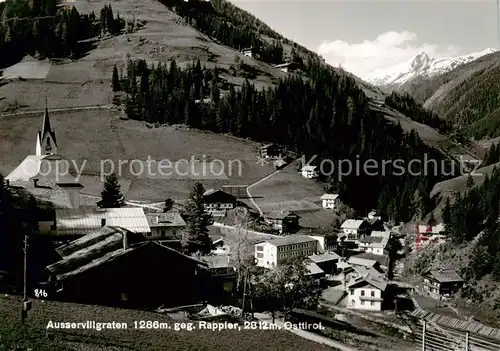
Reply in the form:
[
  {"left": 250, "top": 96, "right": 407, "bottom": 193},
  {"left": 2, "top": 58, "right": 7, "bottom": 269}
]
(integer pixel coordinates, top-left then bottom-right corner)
[{"left": 366, "top": 48, "right": 497, "bottom": 88}]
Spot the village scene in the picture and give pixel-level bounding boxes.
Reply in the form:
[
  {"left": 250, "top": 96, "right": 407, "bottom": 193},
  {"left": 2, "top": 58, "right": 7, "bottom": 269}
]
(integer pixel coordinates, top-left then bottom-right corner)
[{"left": 1, "top": 105, "right": 492, "bottom": 351}]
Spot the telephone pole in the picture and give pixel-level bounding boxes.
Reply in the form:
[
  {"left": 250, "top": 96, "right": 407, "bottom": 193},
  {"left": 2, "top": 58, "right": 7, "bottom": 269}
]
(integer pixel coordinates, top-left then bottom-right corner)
[{"left": 21, "top": 233, "right": 27, "bottom": 323}]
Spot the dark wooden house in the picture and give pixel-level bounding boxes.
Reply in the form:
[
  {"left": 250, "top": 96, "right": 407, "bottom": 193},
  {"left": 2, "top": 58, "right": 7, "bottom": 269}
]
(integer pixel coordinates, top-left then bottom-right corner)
[
  {"left": 202, "top": 189, "right": 237, "bottom": 217},
  {"left": 45, "top": 226, "right": 209, "bottom": 308},
  {"left": 422, "top": 269, "right": 463, "bottom": 299}
]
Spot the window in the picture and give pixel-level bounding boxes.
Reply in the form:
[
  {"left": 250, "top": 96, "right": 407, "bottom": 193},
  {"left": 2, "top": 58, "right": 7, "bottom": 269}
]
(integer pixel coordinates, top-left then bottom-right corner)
[
  {"left": 50, "top": 224, "right": 56, "bottom": 231},
  {"left": 361, "top": 301, "right": 365, "bottom": 305},
  {"left": 370, "top": 301, "right": 375, "bottom": 306},
  {"left": 256, "top": 253, "right": 263, "bottom": 258},
  {"left": 361, "top": 290, "right": 365, "bottom": 296},
  {"left": 350, "top": 289, "right": 354, "bottom": 295},
  {"left": 257, "top": 246, "right": 264, "bottom": 251},
  {"left": 161, "top": 230, "right": 165, "bottom": 237},
  {"left": 371, "top": 291, "right": 375, "bottom": 297}
]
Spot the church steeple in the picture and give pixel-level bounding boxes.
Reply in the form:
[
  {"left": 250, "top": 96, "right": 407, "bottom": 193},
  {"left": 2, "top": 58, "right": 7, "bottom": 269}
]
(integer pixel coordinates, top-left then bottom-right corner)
[{"left": 36, "top": 98, "right": 58, "bottom": 156}]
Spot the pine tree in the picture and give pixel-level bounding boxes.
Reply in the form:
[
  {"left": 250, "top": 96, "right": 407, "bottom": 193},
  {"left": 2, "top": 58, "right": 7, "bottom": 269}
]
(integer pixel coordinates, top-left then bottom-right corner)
[
  {"left": 163, "top": 198, "right": 174, "bottom": 212},
  {"left": 181, "top": 182, "right": 213, "bottom": 254},
  {"left": 112, "top": 65, "right": 120, "bottom": 91},
  {"left": 98, "top": 173, "right": 125, "bottom": 208}
]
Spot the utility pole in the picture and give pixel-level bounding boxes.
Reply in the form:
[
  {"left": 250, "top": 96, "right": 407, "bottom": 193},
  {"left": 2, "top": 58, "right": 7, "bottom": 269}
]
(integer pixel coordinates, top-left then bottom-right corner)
[
  {"left": 241, "top": 268, "right": 247, "bottom": 318},
  {"left": 248, "top": 269, "right": 254, "bottom": 319},
  {"left": 21, "top": 233, "right": 30, "bottom": 324}
]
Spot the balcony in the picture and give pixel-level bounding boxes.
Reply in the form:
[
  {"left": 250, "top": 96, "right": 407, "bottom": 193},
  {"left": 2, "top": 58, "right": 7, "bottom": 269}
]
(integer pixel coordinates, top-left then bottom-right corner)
[{"left": 359, "top": 295, "right": 384, "bottom": 302}]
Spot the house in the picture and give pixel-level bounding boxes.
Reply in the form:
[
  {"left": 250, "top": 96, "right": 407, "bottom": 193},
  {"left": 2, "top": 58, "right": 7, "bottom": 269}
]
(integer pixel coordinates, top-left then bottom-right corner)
[
  {"left": 422, "top": 269, "right": 463, "bottom": 299},
  {"left": 6, "top": 103, "right": 84, "bottom": 209},
  {"left": 358, "top": 236, "right": 389, "bottom": 255},
  {"left": 273, "top": 158, "right": 288, "bottom": 170},
  {"left": 320, "top": 194, "right": 339, "bottom": 210},
  {"left": 242, "top": 47, "right": 255, "bottom": 58},
  {"left": 301, "top": 165, "right": 318, "bottom": 179},
  {"left": 145, "top": 211, "right": 185, "bottom": 239},
  {"left": 350, "top": 252, "right": 390, "bottom": 272},
  {"left": 38, "top": 207, "right": 150, "bottom": 237},
  {"left": 264, "top": 210, "right": 300, "bottom": 234},
  {"left": 202, "top": 189, "right": 236, "bottom": 217},
  {"left": 201, "top": 255, "right": 236, "bottom": 277},
  {"left": 45, "top": 226, "right": 209, "bottom": 307},
  {"left": 297, "top": 228, "right": 337, "bottom": 252},
  {"left": 260, "top": 143, "right": 280, "bottom": 159},
  {"left": 340, "top": 219, "right": 370, "bottom": 241},
  {"left": 371, "top": 230, "right": 392, "bottom": 239},
  {"left": 347, "top": 272, "right": 388, "bottom": 311},
  {"left": 274, "top": 62, "right": 295, "bottom": 73},
  {"left": 367, "top": 210, "right": 381, "bottom": 221},
  {"left": 254, "top": 235, "right": 318, "bottom": 269},
  {"left": 210, "top": 235, "right": 224, "bottom": 248},
  {"left": 308, "top": 252, "right": 340, "bottom": 274},
  {"left": 305, "top": 260, "right": 325, "bottom": 279}
]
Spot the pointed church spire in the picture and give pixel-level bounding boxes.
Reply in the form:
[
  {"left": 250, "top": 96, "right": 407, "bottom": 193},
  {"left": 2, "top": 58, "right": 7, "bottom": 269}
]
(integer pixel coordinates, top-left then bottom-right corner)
[{"left": 41, "top": 97, "right": 52, "bottom": 137}]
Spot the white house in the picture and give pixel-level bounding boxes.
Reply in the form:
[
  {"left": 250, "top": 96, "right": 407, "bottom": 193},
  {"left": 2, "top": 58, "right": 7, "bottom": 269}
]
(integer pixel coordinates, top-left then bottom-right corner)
[
  {"left": 145, "top": 211, "right": 186, "bottom": 239},
  {"left": 301, "top": 165, "right": 318, "bottom": 179},
  {"left": 320, "top": 193, "right": 339, "bottom": 209},
  {"left": 242, "top": 47, "right": 254, "bottom": 58},
  {"left": 254, "top": 235, "right": 318, "bottom": 269},
  {"left": 341, "top": 219, "right": 369, "bottom": 241},
  {"left": 358, "top": 236, "right": 389, "bottom": 256},
  {"left": 367, "top": 210, "right": 381, "bottom": 221},
  {"left": 347, "top": 273, "right": 388, "bottom": 311}
]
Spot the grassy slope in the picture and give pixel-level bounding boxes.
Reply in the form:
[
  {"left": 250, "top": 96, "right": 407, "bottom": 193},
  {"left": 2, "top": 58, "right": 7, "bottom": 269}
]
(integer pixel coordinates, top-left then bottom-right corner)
[
  {"left": 0, "top": 108, "right": 275, "bottom": 201},
  {"left": 0, "top": 295, "right": 335, "bottom": 351}
]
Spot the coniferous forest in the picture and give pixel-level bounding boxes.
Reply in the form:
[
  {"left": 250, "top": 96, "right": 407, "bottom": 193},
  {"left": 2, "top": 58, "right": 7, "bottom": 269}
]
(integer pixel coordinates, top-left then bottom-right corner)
[
  {"left": 113, "top": 58, "right": 456, "bottom": 223},
  {"left": 0, "top": 0, "right": 124, "bottom": 68}
]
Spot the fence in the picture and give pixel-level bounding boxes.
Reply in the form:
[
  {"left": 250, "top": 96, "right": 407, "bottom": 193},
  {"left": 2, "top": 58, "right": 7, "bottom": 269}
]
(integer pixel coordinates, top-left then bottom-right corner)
[{"left": 414, "top": 320, "right": 500, "bottom": 351}]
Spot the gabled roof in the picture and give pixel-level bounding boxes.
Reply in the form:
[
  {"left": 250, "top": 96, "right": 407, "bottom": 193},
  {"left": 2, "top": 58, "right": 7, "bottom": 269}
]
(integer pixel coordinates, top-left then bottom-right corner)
[
  {"left": 348, "top": 256, "right": 377, "bottom": 268},
  {"left": 273, "top": 159, "right": 287, "bottom": 167},
  {"left": 55, "top": 207, "right": 150, "bottom": 235},
  {"left": 265, "top": 210, "right": 300, "bottom": 220},
  {"left": 341, "top": 219, "right": 366, "bottom": 230},
  {"left": 301, "top": 165, "right": 317, "bottom": 171},
  {"left": 145, "top": 212, "right": 186, "bottom": 228},
  {"left": 347, "top": 272, "right": 388, "bottom": 291},
  {"left": 202, "top": 189, "right": 235, "bottom": 199},
  {"left": 261, "top": 143, "right": 275, "bottom": 149},
  {"left": 275, "top": 62, "right": 291, "bottom": 68},
  {"left": 262, "top": 234, "right": 317, "bottom": 247},
  {"left": 424, "top": 269, "right": 463, "bottom": 283},
  {"left": 201, "top": 254, "right": 232, "bottom": 269},
  {"left": 47, "top": 227, "right": 205, "bottom": 280},
  {"left": 358, "top": 236, "right": 389, "bottom": 249},
  {"left": 351, "top": 252, "right": 389, "bottom": 268},
  {"left": 371, "top": 231, "right": 391, "bottom": 238},
  {"left": 320, "top": 193, "right": 339, "bottom": 200},
  {"left": 305, "top": 261, "right": 324, "bottom": 276}
]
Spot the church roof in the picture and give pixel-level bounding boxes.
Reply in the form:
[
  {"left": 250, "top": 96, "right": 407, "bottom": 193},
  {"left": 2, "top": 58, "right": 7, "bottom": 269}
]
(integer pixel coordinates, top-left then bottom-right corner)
[{"left": 39, "top": 100, "right": 57, "bottom": 147}]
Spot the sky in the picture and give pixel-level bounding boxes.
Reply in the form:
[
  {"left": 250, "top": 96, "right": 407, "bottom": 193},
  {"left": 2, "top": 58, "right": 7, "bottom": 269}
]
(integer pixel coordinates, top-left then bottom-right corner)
[{"left": 231, "top": 0, "right": 498, "bottom": 79}]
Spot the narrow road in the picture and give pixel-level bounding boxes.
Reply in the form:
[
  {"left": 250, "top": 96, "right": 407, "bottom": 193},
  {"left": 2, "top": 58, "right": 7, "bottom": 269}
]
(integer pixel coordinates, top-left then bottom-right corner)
[
  {"left": 0, "top": 104, "right": 112, "bottom": 118},
  {"left": 254, "top": 312, "right": 358, "bottom": 351},
  {"left": 212, "top": 222, "right": 282, "bottom": 239}
]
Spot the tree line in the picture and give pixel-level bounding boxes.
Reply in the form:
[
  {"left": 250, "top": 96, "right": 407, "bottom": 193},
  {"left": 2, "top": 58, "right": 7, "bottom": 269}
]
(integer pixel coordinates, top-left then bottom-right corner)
[
  {"left": 0, "top": 0, "right": 124, "bottom": 68},
  {"left": 112, "top": 58, "right": 456, "bottom": 222}
]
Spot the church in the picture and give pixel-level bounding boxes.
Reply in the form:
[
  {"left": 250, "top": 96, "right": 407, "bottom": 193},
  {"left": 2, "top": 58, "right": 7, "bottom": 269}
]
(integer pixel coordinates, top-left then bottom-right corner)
[{"left": 5, "top": 101, "right": 84, "bottom": 209}]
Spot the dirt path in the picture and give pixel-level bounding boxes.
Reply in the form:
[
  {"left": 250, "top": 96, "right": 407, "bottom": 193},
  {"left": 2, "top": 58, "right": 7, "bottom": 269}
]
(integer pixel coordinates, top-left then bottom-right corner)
[{"left": 0, "top": 104, "right": 112, "bottom": 118}]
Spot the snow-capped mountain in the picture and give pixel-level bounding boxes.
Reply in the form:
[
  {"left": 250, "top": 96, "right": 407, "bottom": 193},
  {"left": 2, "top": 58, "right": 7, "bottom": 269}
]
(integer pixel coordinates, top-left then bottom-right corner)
[{"left": 366, "top": 48, "right": 498, "bottom": 88}]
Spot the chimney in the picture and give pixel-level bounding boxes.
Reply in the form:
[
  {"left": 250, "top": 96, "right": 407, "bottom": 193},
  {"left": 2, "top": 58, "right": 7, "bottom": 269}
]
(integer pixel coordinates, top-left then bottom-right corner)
[
  {"left": 101, "top": 218, "right": 106, "bottom": 227},
  {"left": 122, "top": 231, "right": 129, "bottom": 250}
]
